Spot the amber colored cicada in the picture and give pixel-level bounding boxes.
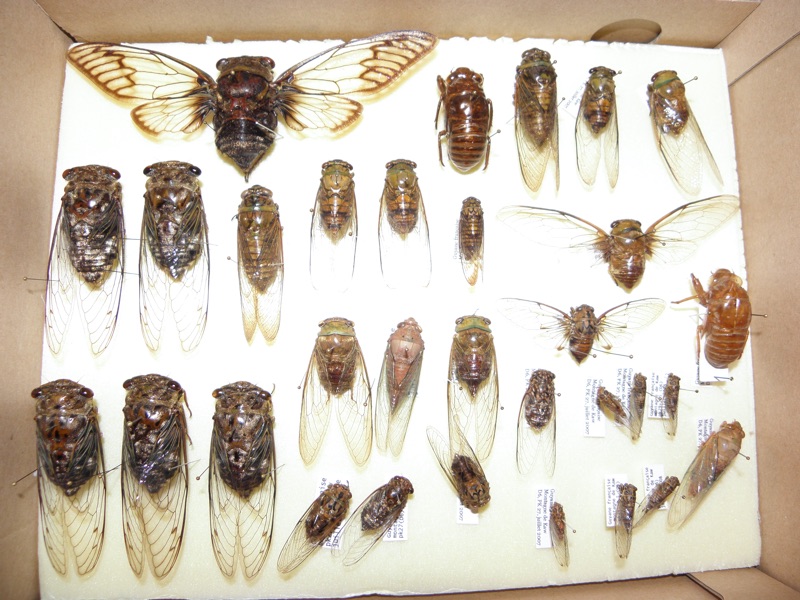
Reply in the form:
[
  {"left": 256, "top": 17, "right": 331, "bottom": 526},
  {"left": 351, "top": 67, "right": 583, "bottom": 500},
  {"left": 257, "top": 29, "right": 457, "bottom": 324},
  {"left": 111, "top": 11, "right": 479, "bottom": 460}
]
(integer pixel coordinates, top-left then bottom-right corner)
[
  {"left": 209, "top": 382, "right": 276, "bottom": 578},
  {"left": 67, "top": 32, "right": 438, "bottom": 179},
  {"left": 575, "top": 66, "right": 619, "bottom": 187},
  {"left": 458, "top": 197, "right": 484, "bottom": 286},
  {"left": 276, "top": 482, "right": 352, "bottom": 574},
  {"left": 33, "top": 379, "right": 106, "bottom": 576},
  {"left": 300, "top": 318, "right": 372, "bottom": 466},
  {"left": 436, "top": 67, "right": 493, "bottom": 171},
  {"left": 237, "top": 186, "right": 283, "bottom": 343},
  {"left": 45, "top": 165, "right": 124, "bottom": 356},
  {"left": 139, "top": 161, "right": 209, "bottom": 352},
  {"left": 516, "top": 369, "right": 556, "bottom": 476},
  {"left": 427, "top": 426, "right": 491, "bottom": 512},
  {"left": 648, "top": 70, "right": 723, "bottom": 195},
  {"left": 514, "top": 48, "right": 559, "bottom": 192},
  {"left": 375, "top": 318, "right": 425, "bottom": 455},
  {"left": 121, "top": 374, "right": 190, "bottom": 578},
  {"left": 378, "top": 160, "right": 431, "bottom": 288},
  {"left": 497, "top": 195, "right": 739, "bottom": 291}
]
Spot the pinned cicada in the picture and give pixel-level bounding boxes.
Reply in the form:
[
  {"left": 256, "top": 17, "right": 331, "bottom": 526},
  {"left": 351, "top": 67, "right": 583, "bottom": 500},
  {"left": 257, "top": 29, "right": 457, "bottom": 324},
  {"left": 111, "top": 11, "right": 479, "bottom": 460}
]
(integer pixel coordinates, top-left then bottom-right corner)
[
  {"left": 595, "top": 374, "right": 646, "bottom": 441},
  {"left": 550, "top": 502, "right": 569, "bottom": 568},
  {"left": 427, "top": 426, "right": 491, "bottom": 512},
  {"left": 614, "top": 483, "right": 637, "bottom": 559},
  {"left": 634, "top": 475, "right": 680, "bottom": 527},
  {"left": 575, "top": 66, "right": 619, "bottom": 187},
  {"left": 458, "top": 197, "right": 484, "bottom": 286},
  {"left": 516, "top": 369, "right": 557, "bottom": 476}
]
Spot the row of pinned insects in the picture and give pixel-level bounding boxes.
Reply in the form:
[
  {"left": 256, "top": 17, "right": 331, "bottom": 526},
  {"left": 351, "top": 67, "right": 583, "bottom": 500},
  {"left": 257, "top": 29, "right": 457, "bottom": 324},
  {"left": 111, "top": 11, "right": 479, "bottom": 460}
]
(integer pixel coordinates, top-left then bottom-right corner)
[
  {"left": 66, "top": 34, "right": 722, "bottom": 196},
  {"left": 46, "top": 160, "right": 747, "bottom": 358},
  {"left": 31, "top": 366, "right": 745, "bottom": 578}
]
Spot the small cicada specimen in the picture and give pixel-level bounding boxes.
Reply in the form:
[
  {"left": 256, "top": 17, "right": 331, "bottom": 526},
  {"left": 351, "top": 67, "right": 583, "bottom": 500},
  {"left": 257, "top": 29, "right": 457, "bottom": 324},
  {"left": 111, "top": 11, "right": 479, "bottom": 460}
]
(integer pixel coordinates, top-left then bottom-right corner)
[
  {"left": 498, "top": 298, "right": 666, "bottom": 364},
  {"left": 310, "top": 160, "right": 358, "bottom": 292},
  {"left": 674, "top": 269, "right": 752, "bottom": 369},
  {"left": 378, "top": 160, "right": 431, "bottom": 288},
  {"left": 516, "top": 369, "right": 556, "bottom": 476},
  {"left": 448, "top": 315, "right": 499, "bottom": 460},
  {"left": 121, "top": 374, "right": 190, "bottom": 579},
  {"left": 615, "top": 483, "right": 637, "bottom": 559},
  {"left": 514, "top": 48, "right": 559, "bottom": 192},
  {"left": 575, "top": 66, "right": 619, "bottom": 187},
  {"left": 663, "top": 373, "right": 681, "bottom": 436},
  {"left": 427, "top": 426, "right": 490, "bottom": 512},
  {"left": 33, "top": 380, "right": 106, "bottom": 576},
  {"left": 139, "top": 161, "right": 209, "bottom": 352},
  {"left": 375, "top": 318, "right": 425, "bottom": 455},
  {"left": 45, "top": 165, "right": 124, "bottom": 356},
  {"left": 436, "top": 67, "right": 493, "bottom": 171},
  {"left": 596, "top": 375, "right": 645, "bottom": 441},
  {"left": 634, "top": 475, "right": 680, "bottom": 527},
  {"left": 300, "top": 318, "right": 372, "bottom": 466},
  {"left": 209, "top": 382, "right": 276, "bottom": 578},
  {"left": 648, "top": 70, "right": 723, "bottom": 195},
  {"left": 335, "top": 475, "right": 413, "bottom": 566},
  {"left": 550, "top": 501, "right": 569, "bottom": 567},
  {"left": 276, "top": 483, "right": 352, "bottom": 574},
  {"left": 237, "top": 186, "right": 283, "bottom": 343},
  {"left": 458, "top": 197, "right": 484, "bottom": 286},
  {"left": 629, "top": 373, "right": 647, "bottom": 440},
  {"left": 669, "top": 420, "right": 745, "bottom": 527},
  {"left": 67, "top": 32, "right": 438, "bottom": 179},
  {"left": 497, "top": 195, "right": 739, "bottom": 291}
]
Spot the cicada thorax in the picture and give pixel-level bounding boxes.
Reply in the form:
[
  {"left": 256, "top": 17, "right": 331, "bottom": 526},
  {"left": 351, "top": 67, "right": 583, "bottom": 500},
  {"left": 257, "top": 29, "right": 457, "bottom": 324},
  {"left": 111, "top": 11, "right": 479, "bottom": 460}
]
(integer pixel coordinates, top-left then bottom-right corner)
[
  {"left": 451, "top": 316, "right": 494, "bottom": 397},
  {"left": 316, "top": 160, "right": 356, "bottom": 242},
  {"left": 34, "top": 380, "right": 102, "bottom": 496},
  {"left": 61, "top": 165, "right": 124, "bottom": 287},
  {"left": 694, "top": 269, "right": 752, "bottom": 368},
  {"left": 383, "top": 159, "right": 420, "bottom": 236},
  {"left": 648, "top": 70, "right": 690, "bottom": 136},
  {"left": 143, "top": 161, "right": 205, "bottom": 280},
  {"left": 360, "top": 476, "right": 413, "bottom": 531},
  {"left": 211, "top": 382, "right": 273, "bottom": 498},
  {"left": 451, "top": 454, "right": 491, "bottom": 510},
  {"left": 213, "top": 57, "right": 280, "bottom": 178},
  {"left": 599, "top": 219, "right": 649, "bottom": 290},
  {"left": 516, "top": 49, "right": 557, "bottom": 147},
  {"left": 385, "top": 318, "right": 424, "bottom": 410},
  {"left": 238, "top": 185, "right": 282, "bottom": 293},
  {"left": 314, "top": 318, "right": 361, "bottom": 395},
  {"left": 437, "top": 68, "right": 492, "bottom": 170},
  {"left": 568, "top": 304, "right": 599, "bottom": 363},
  {"left": 581, "top": 67, "right": 617, "bottom": 134},
  {"left": 523, "top": 369, "right": 556, "bottom": 431},
  {"left": 305, "top": 483, "right": 352, "bottom": 543},
  {"left": 122, "top": 374, "right": 188, "bottom": 494}
]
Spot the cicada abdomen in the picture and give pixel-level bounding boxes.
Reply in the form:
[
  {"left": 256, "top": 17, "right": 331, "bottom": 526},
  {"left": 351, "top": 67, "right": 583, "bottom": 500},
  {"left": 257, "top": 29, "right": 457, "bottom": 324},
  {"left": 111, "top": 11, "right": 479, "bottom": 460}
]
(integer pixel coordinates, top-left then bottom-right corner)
[
  {"left": 33, "top": 379, "right": 106, "bottom": 576},
  {"left": 575, "top": 66, "right": 619, "bottom": 187},
  {"left": 209, "top": 382, "right": 276, "bottom": 578},
  {"left": 45, "top": 165, "right": 124, "bottom": 356},
  {"left": 237, "top": 185, "right": 283, "bottom": 343}
]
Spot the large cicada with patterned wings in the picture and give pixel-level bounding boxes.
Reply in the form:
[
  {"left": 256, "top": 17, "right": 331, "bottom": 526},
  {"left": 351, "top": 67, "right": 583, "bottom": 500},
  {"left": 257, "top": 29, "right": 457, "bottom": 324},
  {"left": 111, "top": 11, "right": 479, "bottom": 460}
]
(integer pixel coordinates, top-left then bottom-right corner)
[
  {"left": 33, "top": 379, "right": 106, "bottom": 576},
  {"left": 67, "top": 32, "right": 438, "bottom": 179},
  {"left": 45, "top": 165, "right": 124, "bottom": 356}
]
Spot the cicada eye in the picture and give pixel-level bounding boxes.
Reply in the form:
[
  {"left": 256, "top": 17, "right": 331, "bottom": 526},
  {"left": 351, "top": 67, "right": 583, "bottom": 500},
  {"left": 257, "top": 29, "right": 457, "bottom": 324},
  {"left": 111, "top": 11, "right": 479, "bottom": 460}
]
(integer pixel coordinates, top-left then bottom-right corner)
[
  {"left": 189, "top": 165, "right": 201, "bottom": 177},
  {"left": 168, "top": 380, "right": 183, "bottom": 392},
  {"left": 79, "top": 387, "right": 94, "bottom": 398}
]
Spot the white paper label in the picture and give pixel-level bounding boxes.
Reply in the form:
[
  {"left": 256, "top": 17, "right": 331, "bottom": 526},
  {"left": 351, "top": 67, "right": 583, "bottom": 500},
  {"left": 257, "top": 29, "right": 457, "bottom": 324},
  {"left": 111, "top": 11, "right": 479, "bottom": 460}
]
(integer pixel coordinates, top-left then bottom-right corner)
[
  {"left": 563, "top": 83, "right": 584, "bottom": 119},
  {"left": 642, "top": 465, "right": 669, "bottom": 511},
  {"left": 649, "top": 372, "right": 669, "bottom": 419},
  {"left": 584, "top": 377, "right": 606, "bottom": 437},
  {"left": 535, "top": 487, "right": 556, "bottom": 549},
  {"left": 604, "top": 474, "right": 628, "bottom": 527},
  {"left": 613, "top": 367, "right": 634, "bottom": 398},
  {"left": 383, "top": 508, "right": 408, "bottom": 542},
  {"left": 456, "top": 498, "right": 480, "bottom": 525},
  {"left": 697, "top": 418, "right": 714, "bottom": 447}
]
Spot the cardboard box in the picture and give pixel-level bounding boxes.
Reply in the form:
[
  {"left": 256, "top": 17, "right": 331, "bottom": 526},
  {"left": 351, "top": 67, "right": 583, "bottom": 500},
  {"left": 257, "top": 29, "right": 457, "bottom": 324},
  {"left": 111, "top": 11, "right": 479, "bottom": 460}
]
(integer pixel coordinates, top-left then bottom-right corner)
[{"left": 2, "top": 0, "right": 799, "bottom": 598}]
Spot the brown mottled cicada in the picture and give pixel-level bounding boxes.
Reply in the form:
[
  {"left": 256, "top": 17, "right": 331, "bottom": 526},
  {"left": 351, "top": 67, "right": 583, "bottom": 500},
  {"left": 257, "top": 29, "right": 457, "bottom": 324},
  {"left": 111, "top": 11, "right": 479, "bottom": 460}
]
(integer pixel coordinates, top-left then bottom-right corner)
[
  {"left": 300, "top": 318, "right": 372, "bottom": 466},
  {"left": 448, "top": 315, "right": 499, "bottom": 460},
  {"left": 458, "top": 197, "right": 484, "bottom": 286},
  {"left": 550, "top": 501, "right": 569, "bottom": 568},
  {"left": 514, "top": 48, "right": 559, "bottom": 192},
  {"left": 378, "top": 160, "right": 431, "bottom": 288},
  {"left": 436, "top": 67, "right": 493, "bottom": 171},
  {"left": 335, "top": 476, "right": 413, "bottom": 566},
  {"left": 209, "top": 382, "right": 276, "bottom": 578},
  {"left": 375, "top": 318, "right": 425, "bottom": 455},
  {"left": 139, "top": 161, "right": 209, "bottom": 352},
  {"left": 596, "top": 374, "right": 645, "bottom": 441},
  {"left": 498, "top": 298, "right": 665, "bottom": 364},
  {"left": 516, "top": 369, "right": 556, "bottom": 476},
  {"left": 427, "top": 426, "right": 490, "bottom": 512},
  {"left": 674, "top": 268, "right": 752, "bottom": 370},
  {"left": 614, "top": 483, "right": 637, "bottom": 559},
  {"left": 45, "top": 165, "right": 124, "bottom": 356},
  {"left": 634, "top": 475, "right": 680, "bottom": 527},
  {"left": 237, "top": 186, "right": 283, "bottom": 343},
  {"left": 575, "top": 66, "right": 619, "bottom": 187},
  {"left": 497, "top": 195, "right": 739, "bottom": 291},
  {"left": 33, "top": 379, "right": 106, "bottom": 576},
  {"left": 121, "top": 374, "right": 190, "bottom": 579},
  {"left": 67, "top": 32, "right": 438, "bottom": 179},
  {"left": 648, "top": 70, "right": 723, "bottom": 195},
  {"left": 276, "top": 482, "right": 352, "bottom": 573},
  {"left": 310, "top": 160, "right": 358, "bottom": 292},
  {"left": 669, "top": 420, "right": 745, "bottom": 528}
]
